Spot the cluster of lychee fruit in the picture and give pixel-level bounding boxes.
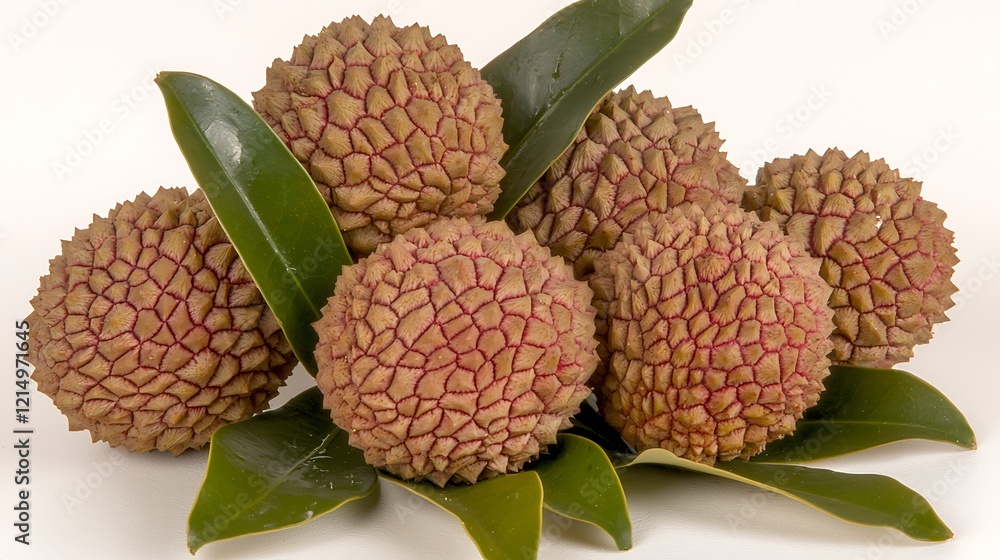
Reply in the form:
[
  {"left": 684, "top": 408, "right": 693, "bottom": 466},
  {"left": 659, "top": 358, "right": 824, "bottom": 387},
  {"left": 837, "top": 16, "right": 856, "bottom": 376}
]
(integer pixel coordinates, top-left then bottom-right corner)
[{"left": 27, "top": 16, "right": 957, "bottom": 484}]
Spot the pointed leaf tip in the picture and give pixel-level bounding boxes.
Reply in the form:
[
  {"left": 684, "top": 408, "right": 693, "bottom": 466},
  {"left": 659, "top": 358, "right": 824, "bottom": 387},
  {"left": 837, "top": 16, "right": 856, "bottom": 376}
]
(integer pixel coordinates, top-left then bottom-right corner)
[
  {"left": 626, "top": 449, "right": 954, "bottom": 542},
  {"left": 753, "top": 366, "right": 976, "bottom": 463}
]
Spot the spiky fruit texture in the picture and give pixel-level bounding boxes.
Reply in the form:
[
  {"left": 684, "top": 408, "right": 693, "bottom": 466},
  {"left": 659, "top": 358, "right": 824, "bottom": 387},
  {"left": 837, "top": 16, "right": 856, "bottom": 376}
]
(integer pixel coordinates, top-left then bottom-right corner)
[
  {"left": 509, "top": 86, "right": 747, "bottom": 279},
  {"left": 742, "top": 149, "right": 958, "bottom": 368},
  {"left": 314, "top": 217, "right": 598, "bottom": 486},
  {"left": 27, "top": 188, "right": 296, "bottom": 455},
  {"left": 253, "top": 15, "right": 507, "bottom": 256},
  {"left": 590, "top": 203, "right": 834, "bottom": 464}
]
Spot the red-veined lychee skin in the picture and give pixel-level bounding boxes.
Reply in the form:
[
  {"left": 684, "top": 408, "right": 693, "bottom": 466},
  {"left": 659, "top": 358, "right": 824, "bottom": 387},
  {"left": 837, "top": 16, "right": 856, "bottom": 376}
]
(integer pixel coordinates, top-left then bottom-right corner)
[
  {"left": 508, "top": 86, "right": 747, "bottom": 280},
  {"left": 742, "top": 149, "right": 958, "bottom": 368},
  {"left": 253, "top": 15, "right": 508, "bottom": 257},
  {"left": 27, "top": 188, "right": 297, "bottom": 455},
  {"left": 313, "top": 217, "right": 598, "bottom": 486},
  {"left": 589, "top": 202, "right": 834, "bottom": 464}
]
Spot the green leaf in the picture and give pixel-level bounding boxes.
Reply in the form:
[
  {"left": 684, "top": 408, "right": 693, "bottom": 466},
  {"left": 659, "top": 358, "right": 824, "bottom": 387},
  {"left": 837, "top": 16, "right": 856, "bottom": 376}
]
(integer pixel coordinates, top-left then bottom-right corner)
[
  {"left": 530, "top": 434, "right": 631, "bottom": 550},
  {"left": 626, "top": 449, "right": 953, "bottom": 542},
  {"left": 383, "top": 472, "right": 543, "bottom": 560},
  {"left": 187, "top": 388, "right": 377, "bottom": 552},
  {"left": 156, "top": 71, "right": 351, "bottom": 374},
  {"left": 752, "top": 366, "right": 977, "bottom": 463},
  {"left": 483, "top": 0, "right": 694, "bottom": 220}
]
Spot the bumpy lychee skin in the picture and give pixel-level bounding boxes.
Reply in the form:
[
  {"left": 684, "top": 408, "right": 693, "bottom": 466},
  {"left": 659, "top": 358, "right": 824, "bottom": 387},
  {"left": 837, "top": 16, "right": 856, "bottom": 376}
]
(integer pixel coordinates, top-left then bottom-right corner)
[
  {"left": 253, "top": 15, "right": 508, "bottom": 256},
  {"left": 27, "top": 188, "right": 296, "bottom": 455},
  {"left": 590, "top": 203, "right": 834, "bottom": 464},
  {"left": 313, "top": 217, "right": 598, "bottom": 486},
  {"left": 509, "top": 86, "right": 747, "bottom": 279},
  {"left": 742, "top": 149, "right": 958, "bottom": 368}
]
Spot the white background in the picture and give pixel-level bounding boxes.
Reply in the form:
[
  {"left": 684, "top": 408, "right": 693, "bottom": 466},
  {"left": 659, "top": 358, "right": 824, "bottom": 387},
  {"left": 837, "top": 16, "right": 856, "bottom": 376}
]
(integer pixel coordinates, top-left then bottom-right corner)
[{"left": 2, "top": 1, "right": 998, "bottom": 559}]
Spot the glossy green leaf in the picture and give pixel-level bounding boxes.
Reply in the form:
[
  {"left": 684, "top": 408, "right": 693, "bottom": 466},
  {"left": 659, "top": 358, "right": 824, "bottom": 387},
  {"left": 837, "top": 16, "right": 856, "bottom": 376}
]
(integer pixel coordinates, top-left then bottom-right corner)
[
  {"left": 530, "top": 434, "right": 631, "bottom": 550},
  {"left": 483, "top": 0, "right": 694, "bottom": 219},
  {"left": 383, "top": 472, "right": 543, "bottom": 560},
  {"left": 626, "top": 449, "right": 953, "bottom": 542},
  {"left": 753, "top": 366, "right": 976, "bottom": 463},
  {"left": 157, "top": 71, "right": 351, "bottom": 374},
  {"left": 187, "top": 388, "right": 377, "bottom": 552}
]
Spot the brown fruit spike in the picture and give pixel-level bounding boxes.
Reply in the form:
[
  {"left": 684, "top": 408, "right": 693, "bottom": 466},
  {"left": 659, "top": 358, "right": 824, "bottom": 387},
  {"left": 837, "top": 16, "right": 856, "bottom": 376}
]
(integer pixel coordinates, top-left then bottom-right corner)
[
  {"left": 590, "top": 202, "right": 834, "bottom": 464},
  {"left": 509, "top": 86, "right": 747, "bottom": 279},
  {"left": 27, "top": 188, "right": 297, "bottom": 455},
  {"left": 313, "top": 217, "right": 598, "bottom": 486},
  {"left": 253, "top": 15, "right": 508, "bottom": 256},
  {"left": 743, "top": 149, "right": 959, "bottom": 368}
]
